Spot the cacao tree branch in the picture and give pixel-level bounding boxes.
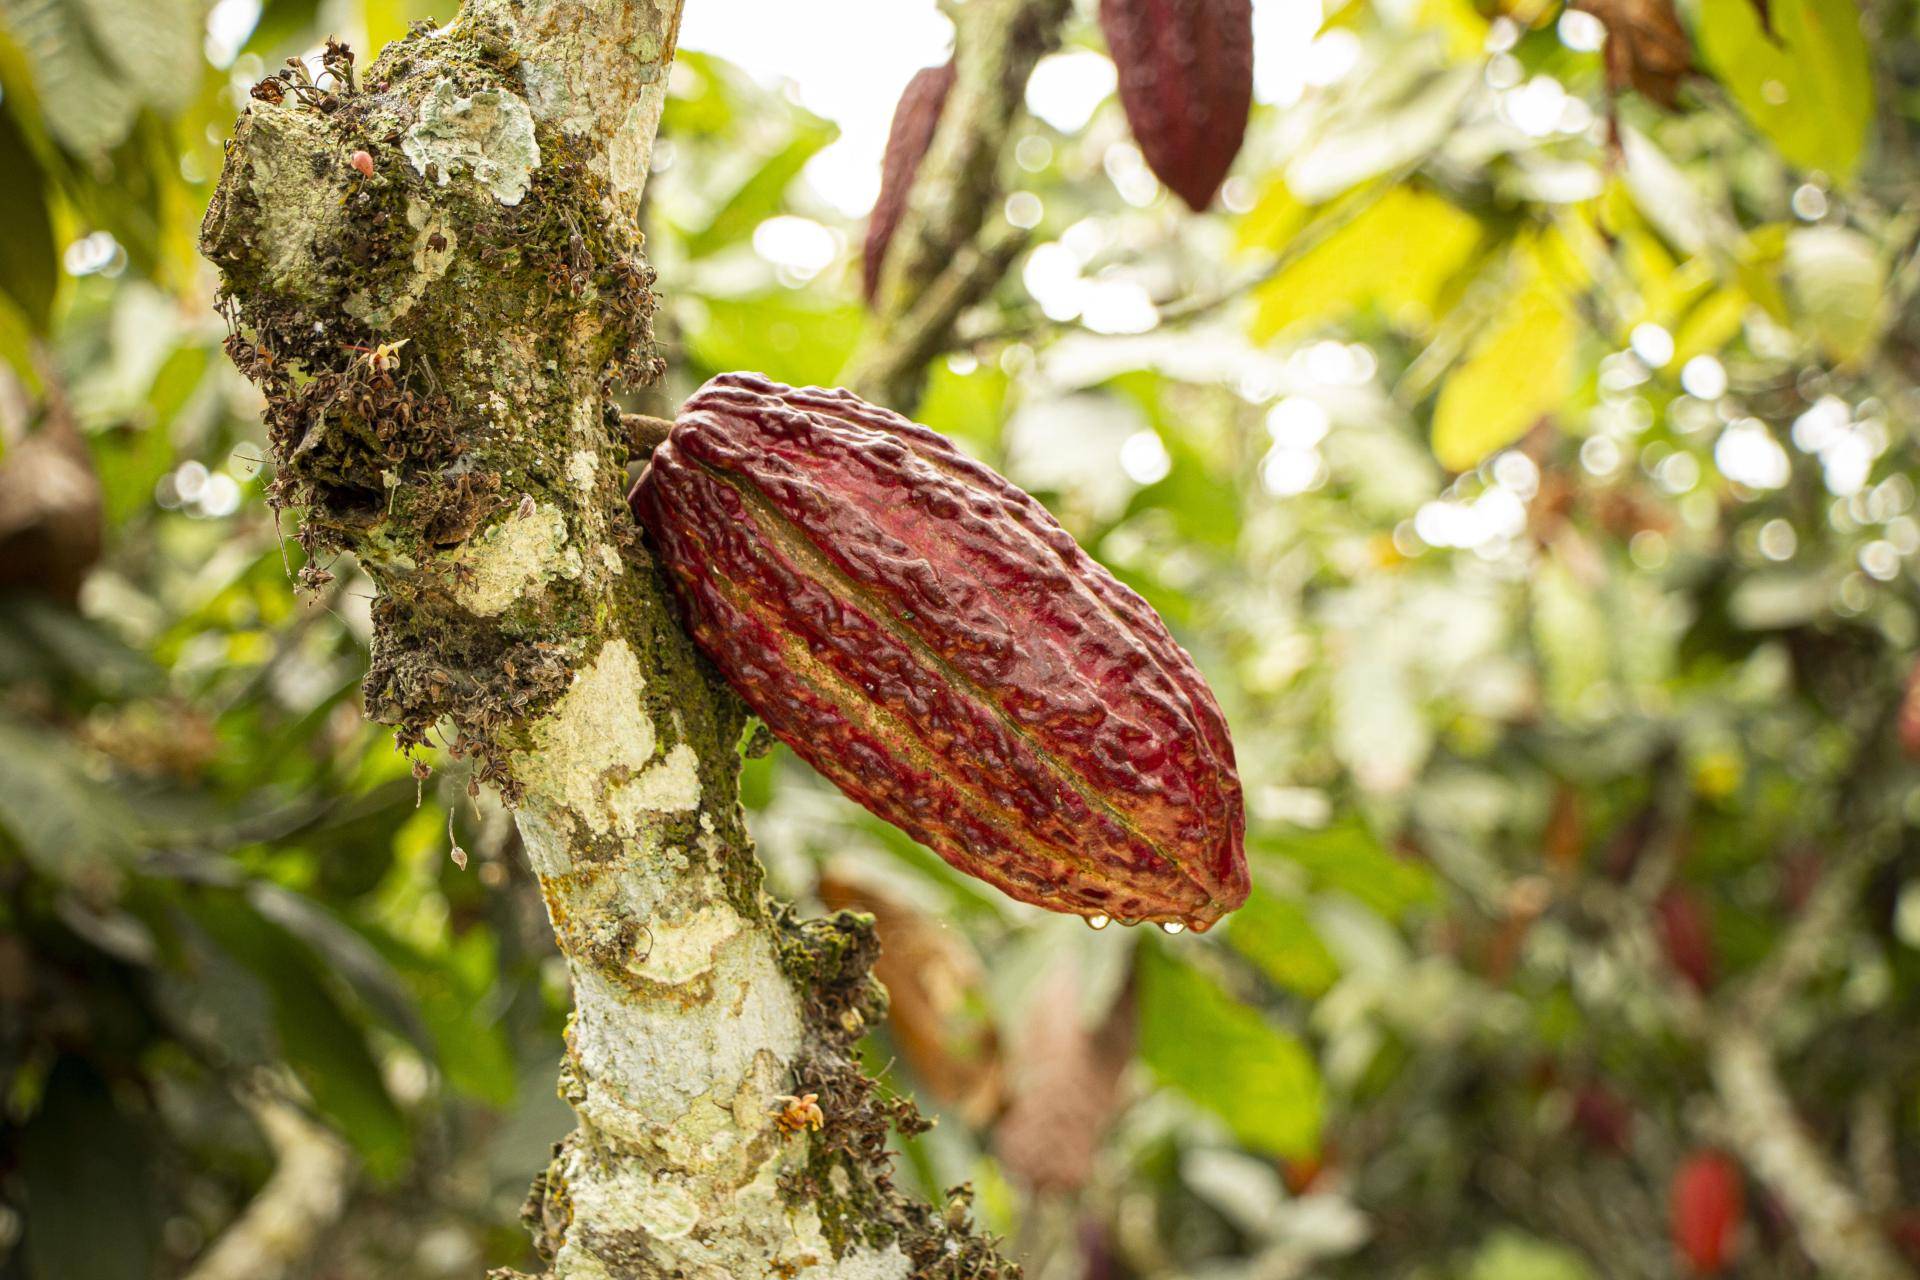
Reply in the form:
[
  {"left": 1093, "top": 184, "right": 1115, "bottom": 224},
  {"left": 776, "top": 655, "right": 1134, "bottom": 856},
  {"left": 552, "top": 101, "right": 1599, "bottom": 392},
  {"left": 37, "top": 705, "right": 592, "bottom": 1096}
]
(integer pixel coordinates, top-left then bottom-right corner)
[
  {"left": 200, "top": 4, "right": 1012, "bottom": 1276},
  {"left": 1573, "top": 743, "right": 1911, "bottom": 1280},
  {"left": 184, "top": 1090, "right": 355, "bottom": 1280},
  {"left": 841, "top": 0, "right": 1071, "bottom": 408},
  {"left": 1708, "top": 1025, "right": 1911, "bottom": 1280},
  {"left": 1700, "top": 809, "right": 1912, "bottom": 1280}
]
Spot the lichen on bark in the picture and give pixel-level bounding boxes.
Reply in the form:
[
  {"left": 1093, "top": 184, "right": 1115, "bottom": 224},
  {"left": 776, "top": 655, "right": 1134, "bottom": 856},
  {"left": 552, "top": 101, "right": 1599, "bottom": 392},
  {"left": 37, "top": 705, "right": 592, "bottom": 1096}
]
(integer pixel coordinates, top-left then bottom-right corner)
[{"left": 199, "top": 3, "right": 1017, "bottom": 1276}]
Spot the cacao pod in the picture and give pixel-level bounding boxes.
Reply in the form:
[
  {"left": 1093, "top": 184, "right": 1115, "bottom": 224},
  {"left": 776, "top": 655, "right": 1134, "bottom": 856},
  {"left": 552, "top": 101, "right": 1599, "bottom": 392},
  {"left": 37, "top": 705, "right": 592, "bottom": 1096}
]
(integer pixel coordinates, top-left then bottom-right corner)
[
  {"left": 1670, "top": 1150, "right": 1743, "bottom": 1275},
  {"left": 1655, "top": 885, "right": 1715, "bottom": 992},
  {"left": 1099, "top": 0, "right": 1253, "bottom": 211},
  {"left": 1570, "top": 1081, "right": 1632, "bottom": 1153},
  {"left": 1899, "top": 657, "right": 1920, "bottom": 759},
  {"left": 630, "top": 373, "right": 1248, "bottom": 929},
  {"left": 863, "top": 62, "right": 956, "bottom": 305}
]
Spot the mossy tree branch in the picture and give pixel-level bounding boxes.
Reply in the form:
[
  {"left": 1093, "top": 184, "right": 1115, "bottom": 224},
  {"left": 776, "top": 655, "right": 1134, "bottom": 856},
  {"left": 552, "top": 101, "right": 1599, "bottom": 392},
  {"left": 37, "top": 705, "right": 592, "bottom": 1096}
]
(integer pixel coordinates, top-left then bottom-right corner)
[{"left": 200, "top": 3, "right": 1014, "bottom": 1275}]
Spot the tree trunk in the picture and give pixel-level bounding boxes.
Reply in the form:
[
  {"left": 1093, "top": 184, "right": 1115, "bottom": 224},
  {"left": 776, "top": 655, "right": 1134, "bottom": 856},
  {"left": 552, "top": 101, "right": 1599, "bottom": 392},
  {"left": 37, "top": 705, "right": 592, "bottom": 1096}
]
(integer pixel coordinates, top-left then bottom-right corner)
[{"left": 199, "top": 3, "right": 1013, "bottom": 1275}]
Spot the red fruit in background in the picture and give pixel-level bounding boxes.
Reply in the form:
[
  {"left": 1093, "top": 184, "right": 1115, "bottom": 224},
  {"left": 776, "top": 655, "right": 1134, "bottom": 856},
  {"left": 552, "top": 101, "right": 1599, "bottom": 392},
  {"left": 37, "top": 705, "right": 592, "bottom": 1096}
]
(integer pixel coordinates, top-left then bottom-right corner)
[
  {"left": 1656, "top": 886, "right": 1715, "bottom": 992},
  {"left": 1671, "top": 1151, "right": 1743, "bottom": 1274},
  {"left": 1281, "top": 1146, "right": 1332, "bottom": 1195},
  {"left": 1890, "top": 1209, "right": 1920, "bottom": 1266},
  {"left": 630, "top": 373, "right": 1249, "bottom": 928},
  {"left": 862, "top": 62, "right": 955, "bottom": 304},
  {"left": 1542, "top": 782, "right": 1586, "bottom": 870},
  {"left": 1098, "top": 0, "right": 1253, "bottom": 210},
  {"left": 1571, "top": 1082, "right": 1633, "bottom": 1154},
  {"left": 1777, "top": 845, "right": 1823, "bottom": 913},
  {"left": 1899, "top": 658, "right": 1920, "bottom": 759}
]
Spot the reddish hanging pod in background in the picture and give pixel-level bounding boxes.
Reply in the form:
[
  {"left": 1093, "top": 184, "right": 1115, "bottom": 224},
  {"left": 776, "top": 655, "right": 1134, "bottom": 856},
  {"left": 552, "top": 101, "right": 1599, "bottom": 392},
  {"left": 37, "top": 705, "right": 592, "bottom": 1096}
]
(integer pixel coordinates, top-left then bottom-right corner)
[
  {"left": 1898, "top": 657, "right": 1920, "bottom": 759},
  {"left": 1098, "top": 0, "right": 1253, "bottom": 210},
  {"left": 1889, "top": 1209, "right": 1920, "bottom": 1266},
  {"left": 1571, "top": 1081, "right": 1633, "bottom": 1154},
  {"left": 1655, "top": 885, "right": 1715, "bottom": 992},
  {"left": 862, "top": 62, "right": 956, "bottom": 304},
  {"left": 630, "top": 373, "right": 1249, "bottom": 929},
  {"left": 1671, "top": 1151, "right": 1743, "bottom": 1274}
]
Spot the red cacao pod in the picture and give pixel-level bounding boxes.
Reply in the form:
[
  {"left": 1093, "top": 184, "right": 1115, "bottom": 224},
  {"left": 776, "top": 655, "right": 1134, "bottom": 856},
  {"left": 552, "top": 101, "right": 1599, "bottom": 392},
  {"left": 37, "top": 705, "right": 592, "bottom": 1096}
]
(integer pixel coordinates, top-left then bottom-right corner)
[
  {"left": 1655, "top": 886, "right": 1715, "bottom": 992},
  {"left": 1570, "top": 1081, "right": 1633, "bottom": 1153},
  {"left": 1899, "top": 657, "right": 1920, "bottom": 759},
  {"left": 863, "top": 62, "right": 956, "bottom": 305},
  {"left": 630, "top": 373, "right": 1248, "bottom": 929},
  {"left": 1098, "top": 0, "right": 1253, "bottom": 211},
  {"left": 1890, "top": 1209, "right": 1920, "bottom": 1266},
  {"left": 1671, "top": 1150, "right": 1743, "bottom": 1274}
]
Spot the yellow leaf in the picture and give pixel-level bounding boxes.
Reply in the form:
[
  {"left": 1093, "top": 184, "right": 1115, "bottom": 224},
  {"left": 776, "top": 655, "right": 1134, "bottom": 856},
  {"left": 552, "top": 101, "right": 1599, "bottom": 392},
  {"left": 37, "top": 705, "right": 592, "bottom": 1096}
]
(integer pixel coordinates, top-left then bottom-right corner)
[
  {"left": 1694, "top": 0, "right": 1872, "bottom": 182},
  {"left": 1250, "top": 187, "right": 1482, "bottom": 341},
  {"left": 1417, "top": 0, "right": 1492, "bottom": 60},
  {"left": 1430, "top": 247, "right": 1577, "bottom": 471},
  {"left": 1234, "top": 175, "right": 1308, "bottom": 256},
  {"left": 1671, "top": 287, "right": 1749, "bottom": 364}
]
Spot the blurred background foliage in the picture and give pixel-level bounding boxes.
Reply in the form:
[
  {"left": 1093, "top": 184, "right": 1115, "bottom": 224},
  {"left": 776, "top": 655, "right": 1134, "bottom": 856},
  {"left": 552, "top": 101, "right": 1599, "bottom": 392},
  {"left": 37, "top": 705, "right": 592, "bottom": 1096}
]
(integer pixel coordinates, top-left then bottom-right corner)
[{"left": 3, "top": 0, "right": 1920, "bottom": 1276}]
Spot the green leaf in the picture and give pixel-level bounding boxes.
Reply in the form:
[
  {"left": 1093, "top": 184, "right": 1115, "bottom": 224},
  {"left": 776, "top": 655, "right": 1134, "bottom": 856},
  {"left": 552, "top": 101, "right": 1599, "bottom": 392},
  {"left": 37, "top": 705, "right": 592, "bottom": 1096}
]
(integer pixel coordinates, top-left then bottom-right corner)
[
  {"left": 251, "top": 881, "right": 431, "bottom": 1050},
  {"left": 0, "top": 714, "right": 138, "bottom": 887},
  {"left": 1430, "top": 246, "right": 1577, "bottom": 471},
  {"left": 369, "top": 930, "right": 518, "bottom": 1107},
  {"left": 686, "top": 292, "right": 865, "bottom": 388},
  {"left": 915, "top": 360, "right": 1008, "bottom": 451},
  {"left": 659, "top": 51, "right": 738, "bottom": 139},
  {"left": 0, "top": 103, "right": 57, "bottom": 330},
  {"left": 187, "top": 890, "right": 410, "bottom": 1180},
  {"left": 1532, "top": 551, "right": 1612, "bottom": 721},
  {"left": 0, "top": 593, "right": 162, "bottom": 695},
  {"left": 1258, "top": 821, "right": 1438, "bottom": 922},
  {"left": 1464, "top": 1231, "right": 1595, "bottom": 1280},
  {"left": 1783, "top": 226, "right": 1886, "bottom": 365},
  {"left": 19, "top": 1058, "right": 158, "bottom": 1280},
  {"left": 1694, "top": 0, "right": 1872, "bottom": 181},
  {"left": 242, "top": 0, "right": 316, "bottom": 58},
  {"left": 1226, "top": 887, "right": 1341, "bottom": 997},
  {"left": 1671, "top": 286, "right": 1749, "bottom": 364},
  {"left": 681, "top": 114, "right": 837, "bottom": 259},
  {"left": 1137, "top": 946, "right": 1323, "bottom": 1158}
]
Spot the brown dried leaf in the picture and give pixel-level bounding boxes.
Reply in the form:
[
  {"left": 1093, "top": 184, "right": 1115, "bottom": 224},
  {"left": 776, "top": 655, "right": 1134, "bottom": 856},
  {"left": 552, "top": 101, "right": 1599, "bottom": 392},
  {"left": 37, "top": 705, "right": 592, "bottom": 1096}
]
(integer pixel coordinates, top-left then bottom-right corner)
[
  {"left": 1099, "top": 0, "right": 1253, "bottom": 211},
  {"left": 862, "top": 62, "right": 956, "bottom": 306},
  {"left": 819, "top": 864, "right": 1003, "bottom": 1126},
  {"left": 1576, "top": 0, "right": 1693, "bottom": 110},
  {"left": 0, "top": 393, "right": 103, "bottom": 607},
  {"left": 1900, "top": 659, "right": 1920, "bottom": 760}
]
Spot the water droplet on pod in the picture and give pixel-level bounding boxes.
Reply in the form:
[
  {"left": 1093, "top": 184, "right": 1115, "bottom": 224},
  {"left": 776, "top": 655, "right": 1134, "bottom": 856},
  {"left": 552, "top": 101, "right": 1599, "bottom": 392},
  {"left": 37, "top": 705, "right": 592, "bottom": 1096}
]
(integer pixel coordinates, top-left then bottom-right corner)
[
  {"left": 1160, "top": 921, "right": 1186, "bottom": 935},
  {"left": 1086, "top": 914, "right": 1112, "bottom": 930}
]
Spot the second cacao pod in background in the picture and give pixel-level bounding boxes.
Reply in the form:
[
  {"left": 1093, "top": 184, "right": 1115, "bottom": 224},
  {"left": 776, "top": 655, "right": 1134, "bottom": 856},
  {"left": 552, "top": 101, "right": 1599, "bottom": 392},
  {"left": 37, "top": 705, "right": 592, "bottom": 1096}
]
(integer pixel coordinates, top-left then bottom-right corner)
[
  {"left": 1099, "top": 0, "right": 1254, "bottom": 211},
  {"left": 862, "top": 62, "right": 956, "bottom": 304},
  {"left": 631, "top": 373, "right": 1249, "bottom": 930},
  {"left": 1670, "top": 1150, "right": 1743, "bottom": 1275}
]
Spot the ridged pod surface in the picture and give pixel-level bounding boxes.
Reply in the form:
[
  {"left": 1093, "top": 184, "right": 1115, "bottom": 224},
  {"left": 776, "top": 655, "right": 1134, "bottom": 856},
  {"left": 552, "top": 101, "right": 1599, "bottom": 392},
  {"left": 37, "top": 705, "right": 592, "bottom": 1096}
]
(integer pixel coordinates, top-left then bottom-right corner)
[
  {"left": 631, "top": 373, "right": 1248, "bottom": 929},
  {"left": 862, "top": 62, "right": 956, "bottom": 305},
  {"left": 1099, "top": 0, "right": 1253, "bottom": 211}
]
